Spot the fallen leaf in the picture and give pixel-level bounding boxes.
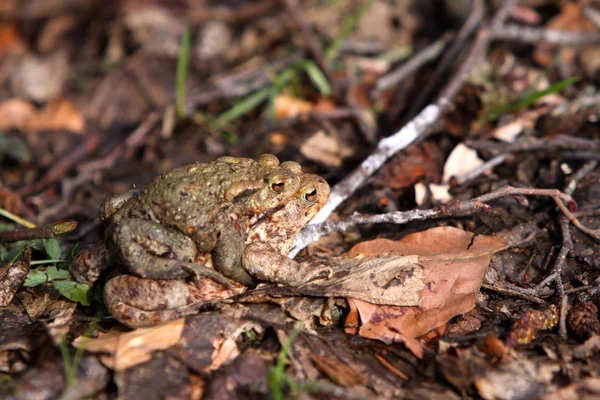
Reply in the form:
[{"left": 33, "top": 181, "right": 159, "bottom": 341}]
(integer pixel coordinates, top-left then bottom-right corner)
[
  {"left": 25, "top": 97, "right": 85, "bottom": 133},
  {"left": 414, "top": 182, "right": 451, "bottom": 206},
  {"left": 0, "top": 99, "right": 36, "bottom": 131},
  {"left": 300, "top": 130, "right": 354, "bottom": 167},
  {"left": 442, "top": 143, "right": 484, "bottom": 183},
  {"left": 298, "top": 254, "right": 424, "bottom": 306},
  {"left": 273, "top": 94, "right": 315, "bottom": 120},
  {"left": 474, "top": 358, "right": 559, "bottom": 400},
  {"left": 0, "top": 97, "right": 85, "bottom": 133},
  {"left": 73, "top": 319, "right": 185, "bottom": 371},
  {"left": 533, "top": 3, "right": 596, "bottom": 66},
  {"left": 311, "top": 354, "right": 367, "bottom": 387},
  {"left": 343, "top": 227, "right": 509, "bottom": 355},
  {"left": 542, "top": 377, "right": 600, "bottom": 400}
]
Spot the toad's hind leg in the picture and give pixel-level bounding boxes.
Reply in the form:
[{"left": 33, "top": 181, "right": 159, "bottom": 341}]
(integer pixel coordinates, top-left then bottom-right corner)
[{"left": 109, "top": 218, "right": 233, "bottom": 289}]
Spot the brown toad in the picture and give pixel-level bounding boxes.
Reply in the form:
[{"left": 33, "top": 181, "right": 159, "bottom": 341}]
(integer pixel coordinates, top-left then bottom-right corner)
[
  {"left": 101, "top": 154, "right": 303, "bottom": 287},
  {"left": 104, "top": 173, "right": 331, "bottom": 328}
]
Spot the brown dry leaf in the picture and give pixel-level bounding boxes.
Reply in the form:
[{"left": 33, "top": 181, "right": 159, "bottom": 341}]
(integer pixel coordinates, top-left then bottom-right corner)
[
  {"left": 0, "top": 99, "right": 36, "bottom": 131},
  {"left": 311, "top": 354, "right": 367, "bottom": 387},
  {"left": 297, "top": 254, "right": 424, "bottom": 306},
  {"left": 542, "top": 377, "right": 600, "bottom": 400},
  {"left": 300, "top": 130, "right": 354, "bottom": 167},
  {"left": 442, "top": 143, "right": 483, "bottom": 183},
  {"left": 343, "top": 227, "right": 508, "bottom": 353},
  {"left": 25, "top": 97, "right": 86, "bottom": 133},
  {"left": 73, "top": 318, "right": 185, "bottom": 371},
  {"left": 474, "top": 358, "right": 559, "bottom": 400},
  {"left": 0, "top": 97, "right": 85, "bottom": 133},
  {"left": 0, "top": 23, "right": 24, "bottom": 56},
  {"left": 273, "top": 94, "right": 315, "bottom": 120},
  {"left": 534, "top": 3, "right": 596, "bottom": 66}
]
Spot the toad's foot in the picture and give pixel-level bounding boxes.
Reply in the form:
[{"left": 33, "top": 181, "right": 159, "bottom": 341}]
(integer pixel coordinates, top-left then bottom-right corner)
[{"left": 109, "top": 218, "right": 233, "bottom": 289}]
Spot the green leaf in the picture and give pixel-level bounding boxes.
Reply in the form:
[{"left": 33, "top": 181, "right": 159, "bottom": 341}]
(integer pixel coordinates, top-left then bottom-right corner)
[
  {"left": 47, "top": 266, "right": 70, "bottom": 281},
  {"left": 176, "top": 26, "right": 191, "bottom": 118},
  {"left": 302, "top": 61, "right": 331, "bottom": 97},
  {"left": 52, "top": 281, "right": 92, "bottom": 306},
  {"left": 24, "top": 270, "right": 47, "bottom": 287},
  {"left": 480, "top": 76, "right": 579, "bottom": 123},
  {"left": 214, "top": 87, "right": 271, "bottom": 127},
  {"left": 44, "top": 239, "right": 62, "bottom": 261}
]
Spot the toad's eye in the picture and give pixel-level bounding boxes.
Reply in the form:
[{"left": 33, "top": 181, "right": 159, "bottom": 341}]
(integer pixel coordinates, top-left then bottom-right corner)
[
  {"left": 272, "top": 180, "right": 285, "bottom": 193},
  {"left": 303, "top": 187, "right": 317, "bottom": 203}
]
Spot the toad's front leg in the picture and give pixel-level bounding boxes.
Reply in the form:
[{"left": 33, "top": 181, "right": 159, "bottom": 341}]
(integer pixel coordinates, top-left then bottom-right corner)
[
  {"left": 242, "top": 242, "right": 333, "bottom": 287},
  {"left": 108, "top": 218, "right": 233, "bottom": 288}
]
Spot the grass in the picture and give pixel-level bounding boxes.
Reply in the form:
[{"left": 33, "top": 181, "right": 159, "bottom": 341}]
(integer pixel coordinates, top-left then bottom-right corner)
[
  {"left": 59, "top": 314, "right": 101, "bottom": 388},
  {"left": 479, "top": 76, "right": 579, "bottom": 124},
  {"left": 269, "top": 325, "right": 303, "bottom": 400},
  {"left": 176, "top": 26, "right": 191, "bottom": 118}
]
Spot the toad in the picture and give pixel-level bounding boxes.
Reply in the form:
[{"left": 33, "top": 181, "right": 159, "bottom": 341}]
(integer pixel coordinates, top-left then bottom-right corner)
[
  {"left": 101, "top": 154, "right": 303, "bottom": 287},
  {"left": 103, "top": 173, "right": 331, "bottom": 328}
]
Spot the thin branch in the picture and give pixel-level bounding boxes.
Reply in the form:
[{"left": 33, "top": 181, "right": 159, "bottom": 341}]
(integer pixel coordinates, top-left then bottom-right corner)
[
  {"left": 290, "top": 184, "right": 575, "bottom": 257},
  {"left": 406, "top": 0, "right": 484, "bottom": 118},
  {"left": 494, "top": 25, "right": 600, "bottom": 45},
  {"left": 555, "top": 216, "right": 572, "bottom": 340},
  {"left": 291, "top": 1, "right": 518, "bottom": 257},
  {"left": 0, "top": 220, "right": 77, "bottom": 242},
  {"left": 374, "top": 32, "right": 453, "bottom": 93}
]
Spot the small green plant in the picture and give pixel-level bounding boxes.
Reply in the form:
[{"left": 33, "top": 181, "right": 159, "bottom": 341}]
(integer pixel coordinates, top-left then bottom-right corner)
[
  {"left": 269, "top": 324, "right": 303, "bottom": 400},
  {"left": 59, "top": 313, "right": 101, "bottom": 388},
  {"left": 479, "top": 76, "right": 579, "bottom": 124},
  {"left": 325, "top": 0, "right": 375, "bottom": 61},
  {"left": 176, "top": 26, "right": 191, "bottom": 118},
  {"left": 212, "top": 59, "right": 331, "bottom": 131}
]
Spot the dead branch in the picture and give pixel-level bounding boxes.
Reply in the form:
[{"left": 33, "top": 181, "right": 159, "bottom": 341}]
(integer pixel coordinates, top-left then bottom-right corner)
[
  {"left": 0, "top": 219, "right": 77, "bottom": 243},
  {"left": 493, "top": 25, "right": 600, "bottom": 45},
  {"left": 290, "top": 0, "right": 517, "bottom": 257}
]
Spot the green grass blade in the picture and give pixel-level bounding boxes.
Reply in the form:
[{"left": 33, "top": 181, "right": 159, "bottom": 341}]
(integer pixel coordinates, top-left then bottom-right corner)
[
  {"left": 303, "top": 61, "right": 332, "bottom": 97},
  {"left": 214, "top": 87, "right": 271, "bottom": 127},
  {"left": 176, "top": 26, "right": 191, "bottom": 118},
  {"left": 480, "top": 76, "right": 579, "bottom": 124},
  {"left": 325, "top": 0, "right": 374, "bottom": 60}
]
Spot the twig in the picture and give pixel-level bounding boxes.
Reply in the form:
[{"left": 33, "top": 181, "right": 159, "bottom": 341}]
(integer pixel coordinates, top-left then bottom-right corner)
[
  {"left": 290, "top": 184, "right": 575, "bottom": 257},
  {"left": 554, "top": 216, "right": 572, "bottom": 340},
  {"left": 16, "top": 134, "right": 100, "bottom": 197},
  {"left": 292, "top": 2, "right": 516, "bottom": 254},
  {"left": 564, "top": 160, "right": 598, "bottom": 197},
  {"left": 63, "top": 111, "right": 162, "bottom": 197},
  {"left": 374, "top": 33, "right": 453, "bottom": 93},
  {"left": 554, "top": 198, "right": 600, "bottom": 240},
  {"left": 452, "top": 153, "right": 509, "bottom": 185},
  {"left": 493, "top": 25, "right": 600, "bottom": 45},
  {"left": 406, "top": 0, "right": 484, "bottom": 118},
  {"left": 0, "top": 220, "right": 77, "bottom": 242}
]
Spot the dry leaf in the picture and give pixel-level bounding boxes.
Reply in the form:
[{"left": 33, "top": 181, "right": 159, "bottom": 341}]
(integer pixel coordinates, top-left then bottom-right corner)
[
  {"left": 273, "top": 94, "right": 315, "bottom": 120},
  {"left": 25, "top": 97, "right": 85, "bottom": 133},
  {"left": 542, "top": 377, "right": 600, "bottom": 400},
  {"left": 0, "top": 99, "right": 36, "bottom": 131},
  {"left": 533, "top": 3, "right": 596, "bottom": 66},
  {"left": 0, "top": 97, "right": 85, "bottom": 133},
  {"left": 300, "top": 130, "right": 353, "bottom": 167},
  {"left": 73, "top": 318, "right": 185, "bottom": 371},
  {"left": 442, "top": 143, "right": 484, "bottom": 183},
  {"left": 298, "top": 254, "right": 424, "bottom": 306},
  {"left": 474, "top": 358, "right": 559, "bottom": 400},
  {"left": 343, "top": 227, "right": 508, "bottom": 354},
  {"left": 414, "top": 182, "right": 452, "bottom": 206}
]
